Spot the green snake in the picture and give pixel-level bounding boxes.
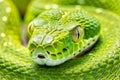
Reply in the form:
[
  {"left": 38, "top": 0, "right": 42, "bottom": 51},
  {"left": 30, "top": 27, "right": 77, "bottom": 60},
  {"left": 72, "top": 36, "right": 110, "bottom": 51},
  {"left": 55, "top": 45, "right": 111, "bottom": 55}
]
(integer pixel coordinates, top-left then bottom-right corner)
[{"left": 0, "top": 0, "right": 120, "bottom": 79}]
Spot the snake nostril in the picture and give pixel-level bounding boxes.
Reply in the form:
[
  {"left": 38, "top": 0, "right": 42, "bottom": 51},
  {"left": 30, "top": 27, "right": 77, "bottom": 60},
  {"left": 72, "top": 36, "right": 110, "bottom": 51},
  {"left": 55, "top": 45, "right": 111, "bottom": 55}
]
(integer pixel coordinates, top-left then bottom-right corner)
[{"left": 38, "top": 54, "right": 45, "bottom": 59}]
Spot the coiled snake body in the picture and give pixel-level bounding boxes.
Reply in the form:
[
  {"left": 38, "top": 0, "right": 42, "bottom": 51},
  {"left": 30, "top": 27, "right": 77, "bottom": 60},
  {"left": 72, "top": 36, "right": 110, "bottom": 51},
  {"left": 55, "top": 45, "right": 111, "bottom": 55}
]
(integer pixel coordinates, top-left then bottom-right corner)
[{"left": 0, "top": 0, "right": 120, "bottom": 79}]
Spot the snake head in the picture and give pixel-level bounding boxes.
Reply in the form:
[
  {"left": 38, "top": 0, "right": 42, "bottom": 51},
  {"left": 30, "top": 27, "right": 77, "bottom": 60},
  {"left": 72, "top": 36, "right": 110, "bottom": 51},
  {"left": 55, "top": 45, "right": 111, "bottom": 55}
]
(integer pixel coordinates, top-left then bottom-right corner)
[
  {"left": 28, "top": 19, "right": 86, "bottom": 66},
  {"left": 28, "top": 10, "right": 100, "bottom": 66}
]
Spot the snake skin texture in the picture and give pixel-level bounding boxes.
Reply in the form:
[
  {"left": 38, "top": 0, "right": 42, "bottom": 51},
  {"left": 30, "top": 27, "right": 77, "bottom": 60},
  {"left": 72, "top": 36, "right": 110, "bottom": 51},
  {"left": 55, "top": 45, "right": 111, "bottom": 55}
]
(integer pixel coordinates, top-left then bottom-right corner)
[{"left": 0, "top": 0, "right": 120, "bottom": 80}]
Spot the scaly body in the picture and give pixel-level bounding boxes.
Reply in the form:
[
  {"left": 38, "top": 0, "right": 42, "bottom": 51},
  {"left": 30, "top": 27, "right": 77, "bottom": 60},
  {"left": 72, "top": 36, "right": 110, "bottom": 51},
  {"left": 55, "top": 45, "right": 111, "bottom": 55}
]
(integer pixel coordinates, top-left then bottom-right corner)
[{"left": 0, "top": 0, "right": 120, "bottom": 79}]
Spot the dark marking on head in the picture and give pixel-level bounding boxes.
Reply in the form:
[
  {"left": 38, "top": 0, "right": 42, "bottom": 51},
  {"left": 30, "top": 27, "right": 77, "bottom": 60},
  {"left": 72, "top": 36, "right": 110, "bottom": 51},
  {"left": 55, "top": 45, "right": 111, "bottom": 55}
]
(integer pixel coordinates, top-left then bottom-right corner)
[
  {"left": 57, "top": 52, "right": 62, "bottom": 55},
  {"left": 63, "top": 48, "right": 67, "bottom": 52},
  {"left": 51, "top": 54, "right": 56, "bottom": 57},
  {"left": 88, "top": 43, "right": 90, "bottom": 45},
  {"left": 47, "top": 51, "right": 50, "bottom": 55}
]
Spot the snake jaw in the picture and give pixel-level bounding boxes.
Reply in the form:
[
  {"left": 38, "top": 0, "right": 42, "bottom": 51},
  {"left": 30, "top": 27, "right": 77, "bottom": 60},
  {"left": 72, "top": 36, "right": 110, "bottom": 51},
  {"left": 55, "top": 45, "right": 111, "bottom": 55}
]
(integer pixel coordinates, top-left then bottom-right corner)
[{"left": 32, "top": 57, "right": 46, "bottom": 65}]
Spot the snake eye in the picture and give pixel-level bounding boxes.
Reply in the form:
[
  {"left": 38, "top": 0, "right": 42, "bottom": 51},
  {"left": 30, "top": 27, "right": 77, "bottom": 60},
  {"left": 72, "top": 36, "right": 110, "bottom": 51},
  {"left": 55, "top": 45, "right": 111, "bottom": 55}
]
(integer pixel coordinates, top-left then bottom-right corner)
[
  {"left": 28, "top": 22, "right": 35, "bottom": 35},
  {"left": 72, "top": 25, "right": 84, "bottom": 43}
]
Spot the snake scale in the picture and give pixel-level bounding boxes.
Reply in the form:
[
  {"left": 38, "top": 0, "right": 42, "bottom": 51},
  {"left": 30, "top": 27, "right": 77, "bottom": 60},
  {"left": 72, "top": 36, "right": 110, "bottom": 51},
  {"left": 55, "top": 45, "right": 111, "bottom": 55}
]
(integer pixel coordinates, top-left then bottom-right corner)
[{"left": 0, "top": 0, "right": 120, "bottom": 80}]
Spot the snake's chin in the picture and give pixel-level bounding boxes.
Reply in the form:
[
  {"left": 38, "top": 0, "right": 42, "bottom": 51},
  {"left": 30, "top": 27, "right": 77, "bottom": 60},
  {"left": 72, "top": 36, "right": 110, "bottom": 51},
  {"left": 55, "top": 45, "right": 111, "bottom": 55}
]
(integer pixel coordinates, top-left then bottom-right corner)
[
  {"left": 32, "top": 55, "right": 75, "bottom": 66},
  {"left": 32, "top": 58, "right": 65, "bottom": 66}
]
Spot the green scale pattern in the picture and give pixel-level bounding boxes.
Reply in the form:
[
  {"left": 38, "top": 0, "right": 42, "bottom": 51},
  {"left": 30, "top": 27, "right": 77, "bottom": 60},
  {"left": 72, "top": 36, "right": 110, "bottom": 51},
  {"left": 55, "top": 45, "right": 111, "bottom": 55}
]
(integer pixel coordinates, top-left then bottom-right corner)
[{"left": 0, "top": 0, "right": 120, "bottom": 80}]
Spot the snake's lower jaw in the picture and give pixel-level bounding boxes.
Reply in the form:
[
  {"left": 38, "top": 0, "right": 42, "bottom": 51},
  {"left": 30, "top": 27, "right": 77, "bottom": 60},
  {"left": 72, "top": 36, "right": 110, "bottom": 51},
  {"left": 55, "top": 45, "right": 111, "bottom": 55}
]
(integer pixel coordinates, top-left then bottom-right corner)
[
  {"left": 32, "top": 57, "right": 67, "bottom": 66},
  {"left": 33, "top": 58, "right": 59, "bottom": 66},
  {"left": 32, "top": 57, "right": 46, "bottom": 65}
]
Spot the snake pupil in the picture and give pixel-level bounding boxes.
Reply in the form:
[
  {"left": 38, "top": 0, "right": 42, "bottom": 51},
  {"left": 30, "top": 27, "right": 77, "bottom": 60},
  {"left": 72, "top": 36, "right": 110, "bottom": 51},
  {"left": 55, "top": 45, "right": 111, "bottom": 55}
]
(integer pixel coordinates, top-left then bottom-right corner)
[{"left": 77, "top": 29, "right": 80, "bottom": 39}]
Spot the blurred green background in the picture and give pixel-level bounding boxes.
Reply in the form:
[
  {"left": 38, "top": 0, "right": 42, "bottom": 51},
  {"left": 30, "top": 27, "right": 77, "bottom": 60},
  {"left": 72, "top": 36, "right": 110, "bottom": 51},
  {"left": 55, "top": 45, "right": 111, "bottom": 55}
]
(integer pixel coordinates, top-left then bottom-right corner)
[{"left": 12, "top": 0, "right": 31, "bottom": 18}]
